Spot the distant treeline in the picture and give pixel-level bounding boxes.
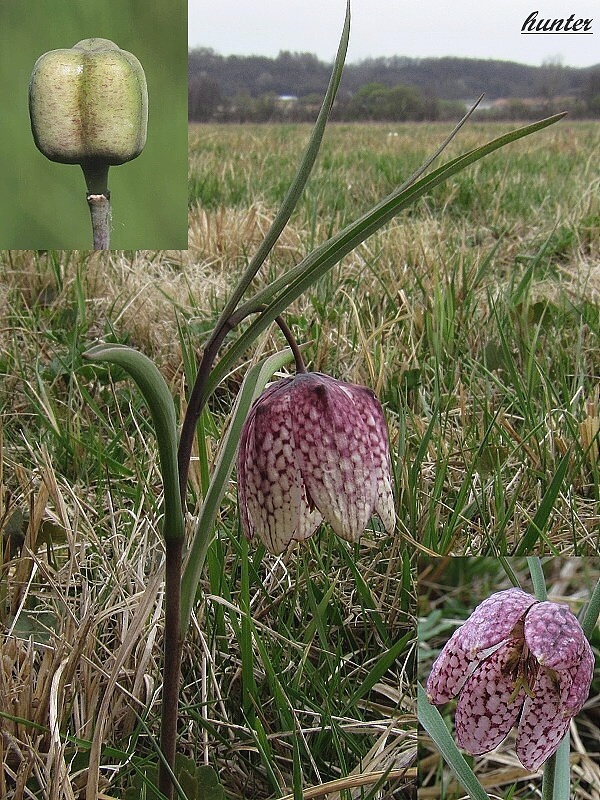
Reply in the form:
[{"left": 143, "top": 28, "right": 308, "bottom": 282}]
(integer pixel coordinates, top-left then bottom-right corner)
[{"left": 189, "top": 49, "right": 600, "bottom": 122}]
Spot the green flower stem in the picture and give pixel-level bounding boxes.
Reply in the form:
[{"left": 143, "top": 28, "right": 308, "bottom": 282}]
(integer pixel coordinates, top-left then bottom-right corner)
[
  {"left": 541, "top": 736, "right": 570, "bottom": 800},
  {"left": 179, "top": 347, "right": 294, "bottom": 636},
  {"left": 417, "top": 683, "right": 489, "bottom": 800},
  {"left": 81, "top": 163, "right": 111, "bottom": 249},
  {"left": 159, "top": 537, "right": 183, "bottom": 799}
]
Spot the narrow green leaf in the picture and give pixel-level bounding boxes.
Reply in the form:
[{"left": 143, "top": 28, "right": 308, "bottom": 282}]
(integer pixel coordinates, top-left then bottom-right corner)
[
  {"left": 417, "top": 683, "right": 489, "bottom": 800},
  {"left": 83, "top": 344, "right": 184, "bottom": 543},
  {"left": 338, "top": 546, "right": 390, "bottom": 645},
  {"left": 303, "top": 579, "right": 338, "bottom": 647},
  {"left": 514, "top": 451, "right": 570, "bottom": 555},
  {"left": 526, "top": 557, "right": 548, "bottom": 600},
  {"left": 292, "top": 731, "right": 303, "bottom": 800},
  {"left": 206, "top": 0, "right": 350, "bottom": 337},
  {"left": 552, "top": 737, "right": 571, "bottom": 800},
  {"left": 360, "top": 765, "right": 395, "bottom": 800},
  {"left": 208, "top": 114, "right": 566, "bottom": 401},
  {"left": 240, "top": 535, "right": 257, "bottom": 722},
  {"left": 179, "top": 348, "right": 294, "bottom": 634},
  {"left": 581, "top": 579, "right": 600, "bottom": 639},
  {"left": 541, "top": 736, "right": 570, "bottom": 800},
  {"left": 346, "top": 633, "right": 411, "bottom": 709},
  {"left": 250, "top": 715, "right": 281, "bottom": 793},
  {"left": 498, "top": 557, "right": 522, "bottom": 588}
]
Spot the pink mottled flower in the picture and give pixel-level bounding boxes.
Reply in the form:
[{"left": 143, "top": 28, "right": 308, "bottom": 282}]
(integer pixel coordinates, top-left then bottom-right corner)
[
  {"left": 426, "top": 587, "right": 595, "bottom": 771},
  {"left": 237, "top": 372, "right": 395, "bottom": 554}
]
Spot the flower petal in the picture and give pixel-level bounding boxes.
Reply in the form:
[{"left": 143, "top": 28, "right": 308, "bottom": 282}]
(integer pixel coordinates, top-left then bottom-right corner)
[
  {"left": 561, "top": 638, "right": 594, "bottom": 716},
  {"left": 524, "top": 601, "right": 589, "bottom": 670},
  {"left": 426, "top": 588, "right": 536, "bottom": 703},
  {"left": 290, "top": 374, "right": 380, "bottom": 541},
  {"left": 516, "top": 668, "right": 571, "bottom": 771},
  {"left": 426, "top": 625, "right": 474, "bottom": 703},
  {"left": 455, "top": 641, "right": 526, "bottom": 755},
  {"left": 458, "top": 588, "right": 537, "bottom": 656},
  {"left": 238, "top": 379, "right": 322, "bottom": 554},
  {"left": 346, "top": 383, "right": 396, "bottom": 533}
]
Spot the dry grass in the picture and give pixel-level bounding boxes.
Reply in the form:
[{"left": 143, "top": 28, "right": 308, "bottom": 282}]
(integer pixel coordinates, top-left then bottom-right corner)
[
  {"left": 0, "top": 443, "right": 166, "bottom": 798},
  {"left": 0, "top": 415, "right": 413, "bottom": 798}
]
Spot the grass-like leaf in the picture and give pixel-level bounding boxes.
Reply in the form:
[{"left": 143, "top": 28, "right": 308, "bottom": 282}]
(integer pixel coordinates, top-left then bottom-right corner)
[
  {"left": 206, "top": 113, "right": 566, "bottom": 402},
  {"left": 581, "top": 578, "right": 600, "bottom": 639},
  {"left": 205, "top": 1, "right": 350, "bottom": 342},
  {"left": 417, "top": 682, "right": 490, "bottom": 800},
  {"left": 514, "top": 451, "right": 571, "bottom": 554},
  {"left": 83, "top": 343, "right": 184, "bottom": 543},
  {"left": 179, "top": 348, "right": 294, "bottom": 634}
]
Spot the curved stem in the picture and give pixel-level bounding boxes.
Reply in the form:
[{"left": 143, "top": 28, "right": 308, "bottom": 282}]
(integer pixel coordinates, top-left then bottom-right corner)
[
  {"left": 177, "top": 311, "right": 306, "bottom": 506},
  {"left": 273, "top": 315, "right": 306, "bottom": 373},
  {"left": 176, "top": 5, "right": 351, "bottom": 499},
  {"left": 178, "top": 326, "right": 231, "bottom": 506}
]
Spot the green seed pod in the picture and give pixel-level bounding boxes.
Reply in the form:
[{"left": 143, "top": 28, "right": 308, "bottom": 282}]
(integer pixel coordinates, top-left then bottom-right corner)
[{"left": 29, "top": 38, "right": 148, "bottom": 168}]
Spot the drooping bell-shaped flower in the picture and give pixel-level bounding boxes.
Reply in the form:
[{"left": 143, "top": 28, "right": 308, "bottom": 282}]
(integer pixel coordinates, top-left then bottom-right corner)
[
  {"left": 237, "top": 372, "right": 395, "bottom": 554},
  {"left": 426, "top": 587, "right": 595, "bottom": 771}
]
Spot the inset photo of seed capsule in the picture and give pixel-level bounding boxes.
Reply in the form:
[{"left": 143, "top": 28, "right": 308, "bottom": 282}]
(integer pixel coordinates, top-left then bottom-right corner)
[{"left": 0, "top": 0, "right": 187, "bottom": 249}]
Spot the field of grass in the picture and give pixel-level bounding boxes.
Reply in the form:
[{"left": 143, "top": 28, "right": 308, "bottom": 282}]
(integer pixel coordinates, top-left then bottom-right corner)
[
  {"left": 189, "top": 120, "right": 600, "bottom": 555},
  {"left": 0, "top": 118, "right": 599, "bottom": 799}
]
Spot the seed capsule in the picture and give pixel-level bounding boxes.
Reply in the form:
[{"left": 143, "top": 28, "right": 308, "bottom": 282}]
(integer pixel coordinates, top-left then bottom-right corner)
[{"left": 29, "top": 38, "right": 148, "bottom": 167}]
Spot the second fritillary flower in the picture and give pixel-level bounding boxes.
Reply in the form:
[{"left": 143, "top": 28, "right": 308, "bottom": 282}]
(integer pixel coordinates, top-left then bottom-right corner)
[{"left": 426, "top": 587, "right": 594, "bottom": 771}]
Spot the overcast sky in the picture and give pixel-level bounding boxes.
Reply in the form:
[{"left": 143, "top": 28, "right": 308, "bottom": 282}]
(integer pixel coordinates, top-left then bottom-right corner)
[{"left": 188, "top": 0, "right": 598, "bottom": 68}]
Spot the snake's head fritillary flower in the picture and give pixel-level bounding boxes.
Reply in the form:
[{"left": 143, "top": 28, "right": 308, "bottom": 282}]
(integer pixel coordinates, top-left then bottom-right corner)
[
  {"left": 237, "top": 372, "right": 395, "bottom": 554},
  {"left": 426, "top": 587, "right": 595, "bottom": 771}
]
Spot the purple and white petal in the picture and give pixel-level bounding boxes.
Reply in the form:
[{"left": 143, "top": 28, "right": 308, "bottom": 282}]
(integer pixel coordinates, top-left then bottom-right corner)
[
  {"left": 426, "top": 625, "right": 475, "bottom": 703},
  {"left": 427, "top": 589, "right": 536, "bottom": 704},
  {"left": 524, "top": 601, "right": 589, "bottom": 670},
  {"left": 458, "top": 588, "right": 537, "bottom": 656},
  {"left": 291, "top": 374, "right": 379, "bottom": 541},
  {"left": 516, "top": 668, "right": 571, "bottom": 771},
  {"left": 345, "top": 383, "right": 396, "bottom": 533},
  {"left": 238, "top": 378, "right": 321, "bottom": 554},
  {"left": 560, "top": 639, "right": 594, "bottom": 716},
  {"left": 455, "top": 642, "right": 526, "bottom": 755},
  {"left": 425, "top": 586, "right": 594, "bottom": 772},
  {"left": 237, "top": 371, "right": 395, "bottom": 554}
]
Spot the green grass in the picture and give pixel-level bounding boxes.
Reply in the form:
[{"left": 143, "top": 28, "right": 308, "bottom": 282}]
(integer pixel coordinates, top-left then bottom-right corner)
[{"left": 0, "top": 119, "right": 599, "bottom": 798}]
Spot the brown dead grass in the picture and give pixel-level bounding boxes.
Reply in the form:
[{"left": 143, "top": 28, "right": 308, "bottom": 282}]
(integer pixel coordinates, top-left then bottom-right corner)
[{"left": 0, "top": 438, "right": 166, "bottom": 799}]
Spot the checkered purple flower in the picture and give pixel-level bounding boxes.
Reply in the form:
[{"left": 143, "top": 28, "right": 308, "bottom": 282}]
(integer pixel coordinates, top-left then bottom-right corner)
[
  {"left": 426, "top": 587, "right": 594, "bottom": 771},
  {"left": 237, "top": 372, "right": 395, "bottom": 554}
]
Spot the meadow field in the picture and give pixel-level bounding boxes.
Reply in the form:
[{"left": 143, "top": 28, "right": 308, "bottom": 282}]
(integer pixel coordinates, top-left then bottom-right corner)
[
  {"left": 0, "top": 119, "right": 599, "bottom": 798},
  {"left": 189, "top": 120, "right": 600, "bottom": 556}
]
